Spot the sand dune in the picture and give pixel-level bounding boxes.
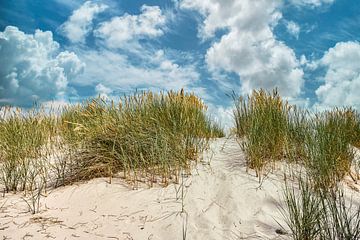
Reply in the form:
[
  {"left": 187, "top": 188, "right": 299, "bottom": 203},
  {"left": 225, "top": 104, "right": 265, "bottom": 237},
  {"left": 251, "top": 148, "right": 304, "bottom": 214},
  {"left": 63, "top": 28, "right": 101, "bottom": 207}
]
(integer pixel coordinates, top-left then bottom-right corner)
[{"left": 1, "top": 138, "right": 359, "bottom": 239}]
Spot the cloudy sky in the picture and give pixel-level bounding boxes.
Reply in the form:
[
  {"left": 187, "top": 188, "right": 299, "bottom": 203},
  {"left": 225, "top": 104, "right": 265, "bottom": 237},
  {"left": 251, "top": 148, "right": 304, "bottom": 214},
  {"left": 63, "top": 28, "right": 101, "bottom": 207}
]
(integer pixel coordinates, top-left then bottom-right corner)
[{"left": 0, "top": 0, "right": 359, "bottom": 124}]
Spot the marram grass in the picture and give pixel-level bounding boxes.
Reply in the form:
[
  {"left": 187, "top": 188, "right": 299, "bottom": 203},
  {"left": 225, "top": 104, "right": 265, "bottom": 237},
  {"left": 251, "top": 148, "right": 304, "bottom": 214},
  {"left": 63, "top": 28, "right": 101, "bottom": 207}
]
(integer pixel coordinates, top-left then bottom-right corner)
[
  {"left": 280, "top": 175, "right": 360, "bottom": 240},
  {"left": 232, "top": 89, "right": 290, "bottom": 182},
  {"left": 0, "top": 90, "right": 224, "bottom": 194},
  {"left": 304, "top": 108, "right": 356, "bottom": 189},
  {"left": 60, "top": 90, "right": 224, "bottom": 185},
  {"left": 233, "top": 89, "right": 360, "bottom": 240},
  {"left": 0, "top": 107, "right": 49, "bottom": 192},
  {"left": 233, "top": 89, "right": 360, "bottom": 188}
]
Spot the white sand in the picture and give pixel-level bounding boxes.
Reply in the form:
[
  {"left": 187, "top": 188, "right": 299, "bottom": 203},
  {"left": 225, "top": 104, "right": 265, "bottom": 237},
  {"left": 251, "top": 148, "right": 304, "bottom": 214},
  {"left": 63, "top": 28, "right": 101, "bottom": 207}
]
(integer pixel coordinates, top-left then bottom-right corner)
[{"left": 1, "top": 138, "right": 359, "bottom": 239}]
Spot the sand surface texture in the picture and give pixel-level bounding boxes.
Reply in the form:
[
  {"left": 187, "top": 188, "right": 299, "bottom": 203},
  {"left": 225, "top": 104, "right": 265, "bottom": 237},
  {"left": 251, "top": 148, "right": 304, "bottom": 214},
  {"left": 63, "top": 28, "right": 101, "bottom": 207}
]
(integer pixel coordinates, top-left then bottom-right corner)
[{"left": 1, "top": 138, "right": 359, "bottom": 240}]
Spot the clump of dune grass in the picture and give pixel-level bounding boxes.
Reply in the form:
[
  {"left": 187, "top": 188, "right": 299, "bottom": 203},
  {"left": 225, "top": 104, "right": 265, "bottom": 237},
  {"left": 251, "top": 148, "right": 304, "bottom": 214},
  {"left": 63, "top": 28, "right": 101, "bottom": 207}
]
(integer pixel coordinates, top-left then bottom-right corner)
[
  {"left": 0, "top": 90, "right": 223, "bottom": 192},
  {"left": 319, "top": 189, "right": 360, "bottom": 239},
  {"left": 285, "top": 107, "right": 310, "bottom": 163},
  {"left": 232, "top": 89, "right": 290, "bottom": 181},
  {"left": 335, "top": 108, "right": 360, "bottom": 149},
  {"left": 21, "top": 158, "right": 46, "bottom": 214},
  {"left": 305, "top": 109, "right": 356, "bottom": 189},
  {"left": 233, "top": 89, "right": 360, "bottom": 238},
  {"left": 0, "top": 107, "right": 48, "bottom": 192},
  {"left": 354, "top": 115, "right": 360, "bottom": 149},
  {"left": 322, "top": 108, "right": 360, "bottom": 146},
  {"left": 280, "top": 175, "right": 360, "bottom": 240},
  {"left": 59, "top": 90, "right": 224, "bottom": 186},
  {"left": 279, "top": 176, "right": 322, "bottom": 240},
  {"left": 233, "top": 89, "right": 359, "bottom": 187}
]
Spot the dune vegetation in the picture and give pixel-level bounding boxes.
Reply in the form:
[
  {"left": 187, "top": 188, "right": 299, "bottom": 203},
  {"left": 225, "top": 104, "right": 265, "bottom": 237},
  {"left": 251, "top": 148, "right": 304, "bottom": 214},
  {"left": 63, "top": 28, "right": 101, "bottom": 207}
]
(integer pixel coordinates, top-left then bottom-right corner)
[
  {"left": 233, "top": 88, "right": 360, "bottom": 239},
  {"left": 280, "top": 175, "right": 360, "bottom": 240},
  {"left": 232, "top": 88, "right": 360, "bottom": 187},
  {"left": 0, "top": 90, "right": 223, "bottom": 212},
  {"left": 58, "top": 90, "right": 224, "bottom": 185},
  {"left": 1, "top": 87, "right": 360, "bottom": 239}
]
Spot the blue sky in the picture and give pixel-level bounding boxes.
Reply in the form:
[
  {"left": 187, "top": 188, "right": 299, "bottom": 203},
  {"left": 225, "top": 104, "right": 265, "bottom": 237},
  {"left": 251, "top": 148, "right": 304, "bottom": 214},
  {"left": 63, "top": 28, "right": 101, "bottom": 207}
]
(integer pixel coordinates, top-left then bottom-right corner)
[{"left": 1, "top": 0, "right": 360, "bottom": 125}]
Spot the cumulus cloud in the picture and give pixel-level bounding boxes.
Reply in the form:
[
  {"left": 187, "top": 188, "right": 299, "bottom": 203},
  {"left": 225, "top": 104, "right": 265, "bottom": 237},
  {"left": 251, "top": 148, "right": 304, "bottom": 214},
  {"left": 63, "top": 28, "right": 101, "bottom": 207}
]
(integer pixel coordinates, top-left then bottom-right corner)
[
  {"left": 285, "top": 20, "right": 300, "bottom": 39},
  {"left": 58, "top": 3, "right": 198, "bottom": 102},
  {"left": 181, "top": 0, "right": 282, "bottom": 39},
  {"left": 181, "top": 0, "right": 304, "bottom": 98},
  {"left": 94, "top": 5, "right": 166, "bottom": 48},
  {"left": 0, "top": 26, "right": 84, "bottom": 106},
  {"left": 60, "top": 1, "right": 108, "bottom": 43},
  {"left": 315, "top": 41, "right": 360, "bottom": 110}
]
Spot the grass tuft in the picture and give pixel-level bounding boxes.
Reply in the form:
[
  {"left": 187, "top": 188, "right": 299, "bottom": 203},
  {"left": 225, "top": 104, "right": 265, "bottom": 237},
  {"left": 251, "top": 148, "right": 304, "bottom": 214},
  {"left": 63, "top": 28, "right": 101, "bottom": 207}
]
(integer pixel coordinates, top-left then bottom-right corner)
[
  {"left": 232, "top": 89, "right": 290, "bottom": 181},
  {"left": 0, "top": 107, "right": 48, "bottom": 192},
  {"left": 233, "top": 89, "right": 360, "bottom": 188},
  {"left": 0, "top": 90, "right": 224, "bottom": 194},
  {"left": 280, "top": 175, "right": 360, "bottom": 240},
  {"left": 60, "top": 91, "right": 223, "bottom": 185}
]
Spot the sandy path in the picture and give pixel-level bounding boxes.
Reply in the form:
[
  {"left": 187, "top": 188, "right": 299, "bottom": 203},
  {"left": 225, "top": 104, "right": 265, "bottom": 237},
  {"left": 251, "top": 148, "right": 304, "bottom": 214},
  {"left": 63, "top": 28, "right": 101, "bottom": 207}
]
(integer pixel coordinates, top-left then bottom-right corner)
[{"left": 1, "top": 138, "right": 358, "bottom": 240}]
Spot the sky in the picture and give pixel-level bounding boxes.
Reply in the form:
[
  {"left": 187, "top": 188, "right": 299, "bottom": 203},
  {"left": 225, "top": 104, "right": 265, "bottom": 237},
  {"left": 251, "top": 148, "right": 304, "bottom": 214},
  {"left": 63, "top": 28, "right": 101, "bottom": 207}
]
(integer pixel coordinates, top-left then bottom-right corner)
[{"left": 0, "top": 0, "right": 360, "bottom": 126}]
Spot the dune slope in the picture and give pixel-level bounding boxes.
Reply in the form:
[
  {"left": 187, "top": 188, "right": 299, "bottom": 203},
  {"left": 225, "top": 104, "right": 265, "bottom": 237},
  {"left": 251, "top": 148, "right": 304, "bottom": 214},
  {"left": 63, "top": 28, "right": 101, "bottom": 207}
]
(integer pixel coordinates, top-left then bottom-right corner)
[{"left": 1, "top": 138, "right": 359, "bottom": 239}]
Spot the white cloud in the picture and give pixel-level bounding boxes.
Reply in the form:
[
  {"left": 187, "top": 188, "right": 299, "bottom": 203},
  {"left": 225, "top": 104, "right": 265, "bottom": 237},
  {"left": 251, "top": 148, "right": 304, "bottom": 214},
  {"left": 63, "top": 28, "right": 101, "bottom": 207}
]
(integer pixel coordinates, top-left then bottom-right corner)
[
  {"left": 95, "top": 83, "right": 112, "bottom": 95},
  {"left": 60, "top": 1, "right": 108, "bottom": 43},
  {"left": 60, "top": 4, "right": 199, "bottom": 102},
  {"left": 285, "top": 20, "right": 300, "bottom": 39},
  {"left": 94, "top": 5, "right": 166, "bottom": 48},
  {"left": 181, "top": 0, "right": 282, "bottom": 39},
  {"left": 95, "top": 83, "right": 113, "bottom": 99},
  {"left": 315, "top": 41, "right": 360, "bottom": 110},
  {"left": 42, "top": 100, "right": 71, "bottom": 111},
  {"left": 181, "top": 0, "right": 304, "bottom": 98},
  {"left": 54, "top": 0, "right": 82, "bottom": 9},
  {"left": 73, "top": 48, "right": 199, "bottom": 94},
  {"left": 290, "top": 0, "right": 335, "bottom": 7},
  {"left": 207, "top": 104, "right": 234, "bottom": 131},
  {"left": 0, "top": 26, "right": 84, "bottom": 106}
]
